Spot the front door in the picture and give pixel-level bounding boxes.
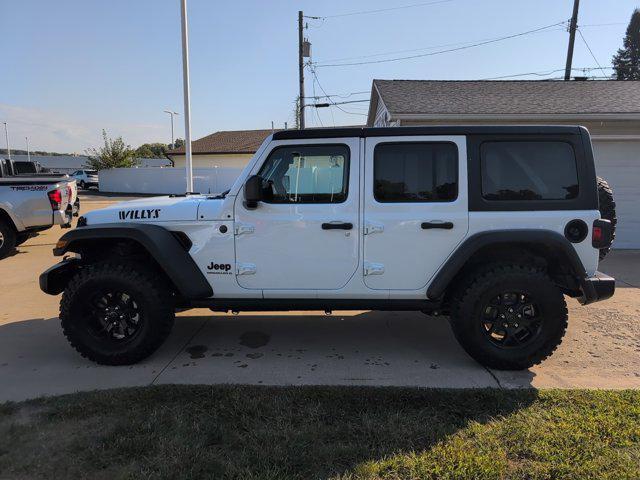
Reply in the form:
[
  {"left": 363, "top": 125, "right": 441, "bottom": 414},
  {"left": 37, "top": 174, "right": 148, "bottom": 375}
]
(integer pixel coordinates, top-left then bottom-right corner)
[
  {"left": 363, "top": 136, "right": 469, "bottom": 291},
  {"left": 234, "top": 139, "right": 360, "bottom": 291}
]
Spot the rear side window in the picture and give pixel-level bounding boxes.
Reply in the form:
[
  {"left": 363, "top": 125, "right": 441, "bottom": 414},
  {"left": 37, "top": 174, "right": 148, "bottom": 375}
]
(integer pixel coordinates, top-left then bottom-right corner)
[
  {"left": 374, "top": 142, "right": 458, "bottom": 202},
  {"left": 481, "top": 142, "right": 578, "bottom": 201}
]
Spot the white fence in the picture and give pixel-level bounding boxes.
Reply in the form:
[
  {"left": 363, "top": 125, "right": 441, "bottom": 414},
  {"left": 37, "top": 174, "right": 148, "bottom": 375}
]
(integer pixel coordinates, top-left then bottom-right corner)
[{"left": 98, "top": 167, "right": 243, "bottom": 195}]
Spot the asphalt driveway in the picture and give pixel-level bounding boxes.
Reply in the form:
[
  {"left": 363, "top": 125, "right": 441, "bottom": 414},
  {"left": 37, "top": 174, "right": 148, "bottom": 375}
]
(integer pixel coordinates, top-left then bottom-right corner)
[{"left": 1, "top": 194, "right": 638, "bottom": 401}]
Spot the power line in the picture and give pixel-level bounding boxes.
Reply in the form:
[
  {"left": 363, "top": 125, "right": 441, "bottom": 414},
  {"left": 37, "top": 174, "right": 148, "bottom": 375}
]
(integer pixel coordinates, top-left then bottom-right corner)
[
  {"left": 314, "top": 20, "right": 567, "bottom": 67},
  {"left": 482, "top": 66, "right": 613, "bottom": 80},
  {"left": 308, "top": 66, "right": 368, "bottom": 117},
  {"left": 315, "top": 28, "right": 567, "bottom": 64},
  {"left": 303, "top": 90, "right": 370, "bottom": 100},
  {"left": 316, "top": 0, "right": 452, "bottom": 19},
  {"left": 577, "top": 28, "right": 609, "bottom": 78}
]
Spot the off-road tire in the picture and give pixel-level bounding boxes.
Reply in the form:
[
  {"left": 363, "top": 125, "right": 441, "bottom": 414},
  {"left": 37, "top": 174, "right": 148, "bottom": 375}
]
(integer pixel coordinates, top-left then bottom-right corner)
[
  {"left": 0, "top": 219, "right": 17, "bottom": 259},
  {"left": 60, "top": 262, "right": 175, "bottom": 365},
  {"left": 597, "top": 176, "right": 616, "bottom": 261},
  {"left": 450, "top": 264, "right": 568, "bottom": 370}
]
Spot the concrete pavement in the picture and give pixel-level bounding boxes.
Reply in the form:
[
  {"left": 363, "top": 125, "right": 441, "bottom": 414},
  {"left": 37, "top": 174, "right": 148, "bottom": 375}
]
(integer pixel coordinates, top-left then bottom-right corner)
[{"left": 0, "top": 194, "right": 638, "bottom": 401}]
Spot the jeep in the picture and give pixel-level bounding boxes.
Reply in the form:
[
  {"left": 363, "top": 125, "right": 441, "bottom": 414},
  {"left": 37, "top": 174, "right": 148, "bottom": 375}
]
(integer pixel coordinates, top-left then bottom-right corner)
[{"left": 40, "top": 126, "right": 616, "bottom": 370}]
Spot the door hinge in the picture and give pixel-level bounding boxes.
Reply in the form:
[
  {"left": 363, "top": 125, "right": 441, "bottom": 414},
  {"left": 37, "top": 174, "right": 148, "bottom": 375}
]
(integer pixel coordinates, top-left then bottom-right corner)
[
  {"left": 236, "top": 263, "right": 257, "bottom": 275},
  {"left": 364, "top": 262, "right": 385, "bottom": 276},
  {"left": 364, "top": 222, "right": 384, "bottom": 235},
  {"left": 235, "top": 223, "right": 255, "bottom": 236}
]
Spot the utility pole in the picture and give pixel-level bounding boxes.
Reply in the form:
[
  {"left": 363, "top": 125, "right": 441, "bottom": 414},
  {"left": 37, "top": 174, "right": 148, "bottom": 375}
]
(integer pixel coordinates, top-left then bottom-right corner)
[
  {"left": 2, "top": 122, "right": 9, "bottom": 159},
  {"left": 25, "top": 137, "right": 31, "bottom": 162},
  {"left": 164, "top": 110, "right": 179, "bottom": 148},
  {"left": 180, "top": 0, "right": 194, "bottom": 192},
  {"left": 298, "top": 11, "right": 305, "bottom": 129},
  {"left": 564, "top": 0, "right": 580, "bottom": 81}
]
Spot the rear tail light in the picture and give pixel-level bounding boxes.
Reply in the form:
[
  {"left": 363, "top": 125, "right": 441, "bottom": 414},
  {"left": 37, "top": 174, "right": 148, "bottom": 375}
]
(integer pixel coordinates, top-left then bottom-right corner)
[
  {"left": 592, "top": 219, "right": 613, "bottom": 249},
  {"left": 592, "top": 226, "right": 603, "bottom": 243},
  {"left": 67, "top": 184, "right": 72, "bottom": 200},
  {"left": 48, "top": 189, "right": 62, "bottom": 210}
]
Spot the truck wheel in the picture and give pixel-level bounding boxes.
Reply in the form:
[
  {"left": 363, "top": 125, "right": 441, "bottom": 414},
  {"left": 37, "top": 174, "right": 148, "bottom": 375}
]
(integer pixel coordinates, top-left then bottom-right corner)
[
  {"left": 0, "top": 219, "right": 17, "bottom": 259},
  {"left": 60, "top": 263, "right": 175, "bottom": 365},
  {"left": 450, "top": 264, "right": 568, "bottom": 370},
  {"left": 596, "top": 176, "right": 616, "bottom": 260}
]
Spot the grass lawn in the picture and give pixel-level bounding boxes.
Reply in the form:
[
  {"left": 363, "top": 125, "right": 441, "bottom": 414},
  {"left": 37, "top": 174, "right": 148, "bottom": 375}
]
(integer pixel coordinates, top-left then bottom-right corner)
[{"left": 0, "top": 386, "right": 638, "bottom": 480}]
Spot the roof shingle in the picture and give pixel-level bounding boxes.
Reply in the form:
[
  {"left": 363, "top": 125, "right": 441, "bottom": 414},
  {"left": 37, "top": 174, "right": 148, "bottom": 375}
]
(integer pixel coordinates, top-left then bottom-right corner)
[
  {"left": 373, "top": 80, "right": 640, "bottom": 116},
  {"left": 167, "top": 129, "right": 273, "bottom": 155}
]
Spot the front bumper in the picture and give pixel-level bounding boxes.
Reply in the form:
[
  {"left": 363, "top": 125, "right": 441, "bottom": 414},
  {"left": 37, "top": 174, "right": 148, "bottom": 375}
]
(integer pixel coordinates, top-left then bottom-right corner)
[
  {"left": 578, "top": 271, "right": 615, "bottom": 305},
  {"left": 39, "top": 257, "right": 81, "bottom": 295}
]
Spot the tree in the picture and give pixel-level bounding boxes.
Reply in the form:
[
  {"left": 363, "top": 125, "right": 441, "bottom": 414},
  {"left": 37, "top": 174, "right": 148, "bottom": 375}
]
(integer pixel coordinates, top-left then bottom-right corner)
[
  {"left": 85, "top": 130, "right": 138, "bottom": 170},
  {"left": 613, "top": 9, "right": 640, "bottom": 80},
  {"left": 135, "top": 142, "right": 168, "bottom": 158},
  {"left": 172, "top": 138, "right": 185, "bottom": 149}
]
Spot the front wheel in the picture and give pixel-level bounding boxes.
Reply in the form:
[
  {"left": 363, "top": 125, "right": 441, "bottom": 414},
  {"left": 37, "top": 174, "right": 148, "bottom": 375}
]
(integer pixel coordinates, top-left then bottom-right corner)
[
  {"left": 450, "top": 264, "right": 568, "bottom": 370},
  {"left": 60, "top": 263, "right": 175, "bottom": 365}
]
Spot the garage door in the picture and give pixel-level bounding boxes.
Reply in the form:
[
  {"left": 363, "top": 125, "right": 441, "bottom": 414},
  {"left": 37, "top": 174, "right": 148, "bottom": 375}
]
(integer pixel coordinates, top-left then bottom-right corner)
[{"left": 592, "top": 140, "right": 640, "bottom": 249}]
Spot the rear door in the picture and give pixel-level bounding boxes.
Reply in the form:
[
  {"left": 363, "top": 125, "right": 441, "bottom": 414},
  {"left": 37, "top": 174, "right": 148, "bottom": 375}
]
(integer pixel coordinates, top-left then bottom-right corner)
[{"left": 363, "top": 136, "right": 469, "bottom": 291}]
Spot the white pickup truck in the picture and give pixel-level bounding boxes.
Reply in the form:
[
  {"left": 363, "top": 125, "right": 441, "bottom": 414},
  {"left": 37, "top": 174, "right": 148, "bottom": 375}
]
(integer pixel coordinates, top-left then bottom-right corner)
[{"left": 0, "top": 158, "right": 78, "bottom": 258}]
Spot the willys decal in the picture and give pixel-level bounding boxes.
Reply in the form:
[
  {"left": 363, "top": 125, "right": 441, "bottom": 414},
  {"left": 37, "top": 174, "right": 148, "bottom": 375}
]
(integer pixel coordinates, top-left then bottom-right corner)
[{"left": 118, "top": 209, "right": 161, "bottom": 220}]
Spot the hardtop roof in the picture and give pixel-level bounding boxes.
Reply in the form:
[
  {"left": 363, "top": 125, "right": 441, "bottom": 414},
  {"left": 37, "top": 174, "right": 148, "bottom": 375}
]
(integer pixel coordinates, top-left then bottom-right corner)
[{"left": 272, "top": 125, "right": 584, "bottom": 140}]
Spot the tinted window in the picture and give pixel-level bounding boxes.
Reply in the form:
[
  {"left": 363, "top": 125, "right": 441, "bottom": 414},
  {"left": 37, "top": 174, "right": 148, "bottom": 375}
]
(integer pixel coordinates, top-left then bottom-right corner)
[
  {"left": 481, "top": 142, "right": 578, "bottom": 201},
  {"left": 87, "top": 170, "right": 97, "bottom": 175},
  {"left": 374, "top": 142, "right": 458, "bottom": 202},
  {"left": 258, "top": 144, "right": 349, "bottom": 203}
]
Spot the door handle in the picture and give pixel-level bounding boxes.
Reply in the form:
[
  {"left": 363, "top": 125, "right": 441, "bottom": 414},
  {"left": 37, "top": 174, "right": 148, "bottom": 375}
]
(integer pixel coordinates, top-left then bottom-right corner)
[
  {"left": 322, "top": 222, "right": 353, "bottom": 230},
  {"left": 421, "top": 221, "right": 454, "bottom": 230}
]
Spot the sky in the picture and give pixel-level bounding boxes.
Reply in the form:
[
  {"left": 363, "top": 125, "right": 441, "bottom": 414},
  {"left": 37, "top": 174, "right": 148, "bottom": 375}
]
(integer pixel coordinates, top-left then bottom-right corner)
[{"left": 1, "top": 0, "right": 637, "bottom": 153}]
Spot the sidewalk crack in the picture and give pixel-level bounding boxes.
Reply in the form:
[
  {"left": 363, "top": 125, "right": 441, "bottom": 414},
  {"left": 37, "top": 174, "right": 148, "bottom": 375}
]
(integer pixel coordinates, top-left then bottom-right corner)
[{"left": 150, "top": 317, "right": 209, "bottom": 385}]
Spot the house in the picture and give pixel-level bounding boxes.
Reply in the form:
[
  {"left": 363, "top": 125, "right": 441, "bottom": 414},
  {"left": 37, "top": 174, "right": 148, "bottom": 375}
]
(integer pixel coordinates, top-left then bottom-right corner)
[
  {"left": 166, "top": 129, "right": 273, "bottom": 169},
  {"left": 367, "top": 79, "right": 640, "bottom": 249}
]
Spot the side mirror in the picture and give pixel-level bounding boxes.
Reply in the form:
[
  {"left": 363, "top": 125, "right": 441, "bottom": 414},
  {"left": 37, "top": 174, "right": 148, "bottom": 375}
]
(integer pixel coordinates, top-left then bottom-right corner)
[{"left": 244, "top": 175, "right": 264, "bottom": 209}]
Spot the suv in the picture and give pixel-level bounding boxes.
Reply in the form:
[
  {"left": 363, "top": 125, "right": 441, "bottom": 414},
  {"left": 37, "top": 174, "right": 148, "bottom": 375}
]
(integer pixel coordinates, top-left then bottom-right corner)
[
  {"left": 40, "top": 126, "right": 616, "bottom": 370},
  {"left": 72, "top": 170, "right": 99, "bottom": 190}
]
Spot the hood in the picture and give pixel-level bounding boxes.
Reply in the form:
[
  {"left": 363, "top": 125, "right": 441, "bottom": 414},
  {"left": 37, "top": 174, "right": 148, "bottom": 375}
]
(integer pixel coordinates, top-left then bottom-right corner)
[{"left": 84, "top": 195, "right": 206, "bottom": 225}]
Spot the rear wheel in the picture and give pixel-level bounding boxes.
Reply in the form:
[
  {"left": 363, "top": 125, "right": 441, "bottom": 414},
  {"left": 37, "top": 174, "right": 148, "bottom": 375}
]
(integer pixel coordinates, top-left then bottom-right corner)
[
  {"left": 597, "top": 176, "right": 616, "bottom": 260},
  {"left": 60, "top": 262, "right": 175, "bottom": 365},
  {"left": 79, "top": 180, "right": 86, "bottom": 190},
  {"left": 0, "top": 219, "right": 17, "bottom": 259},
  {"left": 450, "top": 264, "right": 568, "bottom": 370}
]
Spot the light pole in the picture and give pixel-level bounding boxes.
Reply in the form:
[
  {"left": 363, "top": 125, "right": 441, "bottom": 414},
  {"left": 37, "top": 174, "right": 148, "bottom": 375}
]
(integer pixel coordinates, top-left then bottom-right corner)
[
  {"left": 25, "top": 136, "right": 31, "bottom": 162},
  {"left": 164, "top": 110, "right": 179, "bottom": 148},
  {"left": 179, "top": 0, "right": 194, "bottom": 193},
  {"left": 2, "top": 122, "right": 9, "bottom": 159}
]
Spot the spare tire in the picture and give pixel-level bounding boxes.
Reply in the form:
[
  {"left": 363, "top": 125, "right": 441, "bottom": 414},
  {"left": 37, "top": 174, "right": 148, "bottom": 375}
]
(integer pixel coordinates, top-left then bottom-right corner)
[{"left": 596, "top": 176, "right": 616, "bottom": 260}]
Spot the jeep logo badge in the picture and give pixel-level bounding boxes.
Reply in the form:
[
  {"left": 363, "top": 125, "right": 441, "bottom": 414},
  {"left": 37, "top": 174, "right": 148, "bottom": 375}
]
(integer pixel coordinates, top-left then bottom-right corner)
[{"left": 207, "top": 262, "right": 232, "bottom": 274}]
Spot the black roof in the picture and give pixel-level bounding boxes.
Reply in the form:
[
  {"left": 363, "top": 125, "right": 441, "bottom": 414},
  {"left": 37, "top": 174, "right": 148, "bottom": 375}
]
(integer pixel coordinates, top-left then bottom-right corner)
[{"left": 273, "top": 125, "right": 584, "bottom": 140}]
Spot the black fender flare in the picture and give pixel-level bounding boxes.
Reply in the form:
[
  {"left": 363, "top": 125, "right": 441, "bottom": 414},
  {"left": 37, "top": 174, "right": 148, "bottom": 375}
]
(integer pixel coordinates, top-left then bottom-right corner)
[
  {"left": 42, "top": 223, "right": 213, "bottom": 299},
  {"left": 427, "top": 230, "right": 587, "bottom": 299}
]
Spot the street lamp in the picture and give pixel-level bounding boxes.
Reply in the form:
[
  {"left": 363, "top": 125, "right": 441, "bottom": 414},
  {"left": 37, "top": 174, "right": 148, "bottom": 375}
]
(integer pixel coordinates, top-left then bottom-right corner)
[
  {"left": 164, "top": 110, "right": 179, "bottom": 148},
  {"left": 2, "top": 122, "right": 9, "bottom": 159},
  {"left": 25, "top": 136, "right": 30, "bottom": 162}
]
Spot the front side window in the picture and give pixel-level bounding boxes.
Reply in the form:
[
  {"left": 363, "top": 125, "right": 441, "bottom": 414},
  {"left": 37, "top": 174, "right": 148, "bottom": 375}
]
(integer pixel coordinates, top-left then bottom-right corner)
[
  {"left": 258, "top": 144, "right": 349, "bottom": 203},
  {"left": 481, "top": 141, "right": 578, "bottom": 201},
  {"left": 374, "top": 142, "right": 458, "bottom": 202}
]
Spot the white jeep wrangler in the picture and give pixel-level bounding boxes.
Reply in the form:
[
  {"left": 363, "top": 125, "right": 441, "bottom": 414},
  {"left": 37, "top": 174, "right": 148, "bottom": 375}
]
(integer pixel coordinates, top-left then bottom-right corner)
[{"left": 40, "top": 126, "right": 616, "bottom": 370}]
